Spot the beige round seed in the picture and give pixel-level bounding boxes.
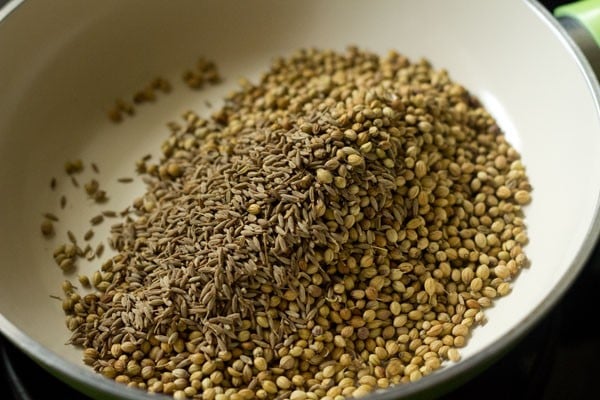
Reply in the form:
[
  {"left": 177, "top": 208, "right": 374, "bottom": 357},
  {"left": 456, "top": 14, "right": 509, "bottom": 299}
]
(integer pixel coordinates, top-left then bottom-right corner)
[
  {"left": 514, "top": 190, "right": 531, "bottom": 204},
  {"left": 352, "top": 385, "right": 373, "bottom": 398},
  {"left": 360, "top": 254, "right": 374, "bottom": 268},
  {"left": 247, "top": 203, "right": 261, "bottom": 215},
  {"left": 254, "top": 356, "right": 267, "bottom": 371},
  {"left": 261, "top": 380, "right": 277, "bottom": 394},
  {"left": 426, "top": 324, "right": 443, "bottom": 337},
  {"left": 347, "top": 153, "right": 364, "bottom": 167},
  {"left": 385, "top": 228, "right": 399, "bottom": 243},
  {"left": 322, "top": 365, "right": 337, "bottom": 379},
  {"left": 276, "top": 375, "right": 292, "bottom": 389},
  {"left": 476, "top": 264, "right": 490, "bottom": 280},
  {"left": 461, "top": 268, "right": 474, "bottom": 284},
  {"left": 78, "top": 275, "right": 91, "bottom": 287},
  {"left": 279, "top": 355, "right": 295, "bottom": 370},
  {"left": 470, "top": 277, "right": 483, "bottom": 292},
  {"left": 360, "top": 142, "right": 373, "bottom": 153},
  {"left": 290, "top": 390, "right": 308, "bottom": 400},
  {"left": 496, "top": 186, "right": 511, "bottom": 199},
  {"left": 452, "top": 324, "right": 469, "bottom": 337},
  {"left": 497, "top": 282, "right": 511, "bottom": 296},
  {"left": 167, "top": 163, "right": 183, "bottom": 178},
  {"left": 409, "top": 369, "right": 423, "bottom": 382},
  {"left": 474, "top": 232, "right": 487, "bottom": 248},
  {"left": 316, "top": 169, "right": 333, "bottom": 184},
  {"left": 415, "top": 160, "right": 427, "bottom": 178},
  {"left": 493, "top": 264, "right": 510, "bottom": 279},
  {"left": 424, "top": 277, "right": 436, "bottom": 296},
  {"left": 121, "top": 341, "right": 136, "bottom": 354},
  {"left": 447, "top": 348, "right": 461, "bottom": 362},
  {"left": 383, "top": 158, "right": 395, "bottom": 168},
  {"left": 333, "top": 176, "right": 347, "bottom": 189}
]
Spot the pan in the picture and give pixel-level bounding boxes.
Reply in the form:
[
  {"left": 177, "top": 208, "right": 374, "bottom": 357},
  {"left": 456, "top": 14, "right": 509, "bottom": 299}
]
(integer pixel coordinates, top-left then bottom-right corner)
[{"left": 1, "top": 1, "right": 599, "bottom": 399}]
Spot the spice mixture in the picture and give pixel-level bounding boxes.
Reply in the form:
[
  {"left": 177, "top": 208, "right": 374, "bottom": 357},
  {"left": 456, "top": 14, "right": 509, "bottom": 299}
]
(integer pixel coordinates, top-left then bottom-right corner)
[{"left": 60, "top": 47, "right": 531, "bottom": 400}]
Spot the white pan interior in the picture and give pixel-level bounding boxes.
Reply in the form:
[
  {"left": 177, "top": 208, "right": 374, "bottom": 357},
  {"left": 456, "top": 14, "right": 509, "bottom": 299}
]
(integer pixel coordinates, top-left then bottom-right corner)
[{"left": 1, "top": 0, "right": 600, "bottom": 399}]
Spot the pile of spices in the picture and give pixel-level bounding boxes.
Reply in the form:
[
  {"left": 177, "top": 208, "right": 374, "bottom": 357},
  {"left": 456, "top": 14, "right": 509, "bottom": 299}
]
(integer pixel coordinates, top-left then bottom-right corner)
[{"left": 61, "top": 47, "right": 531, "bottom": 399}]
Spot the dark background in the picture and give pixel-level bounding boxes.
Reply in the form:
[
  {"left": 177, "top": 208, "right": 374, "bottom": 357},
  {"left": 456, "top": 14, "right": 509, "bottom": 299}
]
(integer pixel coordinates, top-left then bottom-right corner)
[{"left": 0, "top": 0, "right": 598, "bottom": 399}]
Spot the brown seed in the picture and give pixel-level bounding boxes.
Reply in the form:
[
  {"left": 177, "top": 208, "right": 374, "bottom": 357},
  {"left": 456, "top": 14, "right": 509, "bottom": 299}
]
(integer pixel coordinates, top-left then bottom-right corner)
[
  {"left": 44, "top": 212, "right": 59, "bottom": 222},
  {"left": 41, "top": 220, "right": 55, "bottom": 237},
  {"left": 78, "top": 275, "right": 90, "bottom": 287},
  {"left": 84, "top": 229, "right": 94, "bottom": 241},
  {"left": 65, "top": 159, "right": 84, "bottom": 174},
  {"left": 90, "top": 215, "right": 104, "bottom": 225},
  {"left": 360, "top": 254, "right": 374, "bottom": 268}
]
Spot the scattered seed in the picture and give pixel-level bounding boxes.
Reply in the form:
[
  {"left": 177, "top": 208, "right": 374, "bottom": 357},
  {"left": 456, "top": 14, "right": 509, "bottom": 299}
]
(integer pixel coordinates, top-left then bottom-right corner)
[
  {"left": 94, "top": 190, "right": 108, "bottom": 203},
  {"left": 84, "top": 229, "right": 94, "bottom": 241},
  {"left": 133, "top": 87, "right": 156, "bottom": 104},
  {"left": 116, "top": 98, "right": 135, "bottom": 116},
  {"left": 78, "top": 275, "right": 91, "bottom": 287},
  {"left": 95, "top": 243, "right": 105, "bottom": 258},
  {"left": 67, "top": 230, "right": 77, "bottom": 244},
  {"left": 183, "top": 57, "right": 221, "bottom": 89},
  {"left": 151, "top": 77, "right": 172, "bottom": 94},
  {"left": 41, "top": 220, "right": 55, "bottom": 237},
  {"left": 90, "top": 215, "right": 104, "bottom": 225},
  {"left": 84, "top": 179, "right": 99, "bottom": 196},
  {"left": 447, "top": 348, "right": 461, "bottom": 362},
  {"left": 44, "top": 212, "right": 59, "bottom": 222},
  {"left": 65, "top": 160, "right": 84, "bottom": 174},
  {"left": 107, "top": 108, "right": 123, "bottom": 123}
]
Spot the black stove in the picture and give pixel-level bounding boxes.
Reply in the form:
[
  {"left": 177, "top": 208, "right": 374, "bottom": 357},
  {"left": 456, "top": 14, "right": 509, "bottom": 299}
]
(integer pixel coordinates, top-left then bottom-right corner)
[{"left": 1, "top": 1, "right": 599, "bottom": 399}]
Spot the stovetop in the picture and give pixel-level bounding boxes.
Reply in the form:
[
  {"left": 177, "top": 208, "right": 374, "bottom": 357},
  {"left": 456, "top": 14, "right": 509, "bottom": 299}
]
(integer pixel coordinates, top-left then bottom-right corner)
[{"left": 1, "top": 0, "right": 599, "bottom": 399}]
